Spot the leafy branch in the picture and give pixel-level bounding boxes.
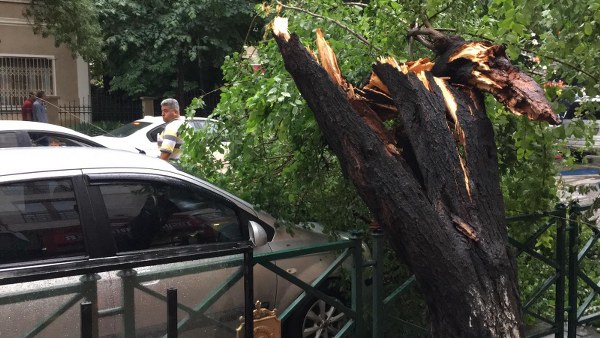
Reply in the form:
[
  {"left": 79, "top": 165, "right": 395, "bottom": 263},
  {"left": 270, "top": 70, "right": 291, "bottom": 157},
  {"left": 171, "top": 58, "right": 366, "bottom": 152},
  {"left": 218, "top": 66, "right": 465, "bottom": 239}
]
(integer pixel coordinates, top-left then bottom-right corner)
[
  {"left": 522, "top": 48, "right": 599, "bottom": 83},
  {"left": 276, "top": 1, "right": 382, "bottom": 52}
]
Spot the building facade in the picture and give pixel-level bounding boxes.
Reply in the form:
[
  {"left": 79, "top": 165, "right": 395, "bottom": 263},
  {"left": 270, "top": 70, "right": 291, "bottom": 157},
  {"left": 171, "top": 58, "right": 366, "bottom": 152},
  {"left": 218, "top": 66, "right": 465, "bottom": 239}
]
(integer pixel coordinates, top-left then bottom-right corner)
[{"left": 0, "top": 0, "right": 89, "bottom": 114}]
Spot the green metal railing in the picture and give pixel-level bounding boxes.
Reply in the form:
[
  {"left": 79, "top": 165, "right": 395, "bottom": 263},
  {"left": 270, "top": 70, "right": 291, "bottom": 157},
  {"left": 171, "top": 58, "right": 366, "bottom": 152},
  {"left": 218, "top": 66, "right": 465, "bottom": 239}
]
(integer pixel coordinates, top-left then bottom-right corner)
[
  {"left": 374, "top": 203, "right": 600, "bottom": 338},
  {"left": 2, "top": 206, "right": 598, "bottom": 338},
  {"left": 506, "top": 203, "right": 600, "bottom": 338},
  {"left": 0, "top": 233, "right": 374, "bottom": 338}
]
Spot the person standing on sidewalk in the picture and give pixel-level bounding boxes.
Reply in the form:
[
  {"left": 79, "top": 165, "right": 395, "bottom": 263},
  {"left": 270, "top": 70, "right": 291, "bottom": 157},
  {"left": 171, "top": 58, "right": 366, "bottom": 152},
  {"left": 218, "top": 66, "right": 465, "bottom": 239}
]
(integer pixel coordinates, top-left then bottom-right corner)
[
  {"left": 21, "top": 92, "right": 35, "bottom": 121},
  {"left": 157, "top": 98, "right": 185, "bottom": 161},
  {"left": 32, "top": 91, "right": 48, "bottom": 123}
]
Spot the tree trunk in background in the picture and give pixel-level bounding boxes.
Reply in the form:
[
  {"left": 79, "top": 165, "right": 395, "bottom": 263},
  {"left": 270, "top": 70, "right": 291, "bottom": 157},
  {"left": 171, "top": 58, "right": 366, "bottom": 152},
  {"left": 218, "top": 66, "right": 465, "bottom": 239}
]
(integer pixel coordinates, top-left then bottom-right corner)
[
  {"left": 273, "top": 20, "right": 558, "bottom": 337},
  {"left": 176, "top": 53, "right": 185, "bottom": 104}
]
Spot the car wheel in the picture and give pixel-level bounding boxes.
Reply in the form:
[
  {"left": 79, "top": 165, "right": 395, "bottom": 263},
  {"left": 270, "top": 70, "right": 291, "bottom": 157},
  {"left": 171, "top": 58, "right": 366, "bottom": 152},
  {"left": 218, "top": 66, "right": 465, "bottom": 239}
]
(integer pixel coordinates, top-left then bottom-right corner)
[{"left": 284, "top": 285, "right": 348, "bottom": 338}]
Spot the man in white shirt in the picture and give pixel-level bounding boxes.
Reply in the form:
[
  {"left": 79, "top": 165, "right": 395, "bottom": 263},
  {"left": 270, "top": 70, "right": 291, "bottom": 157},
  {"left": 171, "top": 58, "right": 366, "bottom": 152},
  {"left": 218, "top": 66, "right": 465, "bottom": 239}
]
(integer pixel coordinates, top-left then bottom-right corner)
[{"left": 157, "top": 98, "right": 185, "bottom": 161}]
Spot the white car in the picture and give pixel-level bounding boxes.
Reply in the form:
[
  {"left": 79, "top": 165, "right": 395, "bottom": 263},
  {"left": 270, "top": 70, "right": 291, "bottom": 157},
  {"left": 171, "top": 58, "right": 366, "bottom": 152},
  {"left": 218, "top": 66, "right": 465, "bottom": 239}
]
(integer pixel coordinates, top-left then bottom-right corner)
[
  {"left": 0, "top": 120, "right": 108, "bottom": 148},
  {"left": 0, "top": 147, "right": 350, "bottom": 337},
  {"left": 93, "top": 116, "right": 219, "bottom": 158}
]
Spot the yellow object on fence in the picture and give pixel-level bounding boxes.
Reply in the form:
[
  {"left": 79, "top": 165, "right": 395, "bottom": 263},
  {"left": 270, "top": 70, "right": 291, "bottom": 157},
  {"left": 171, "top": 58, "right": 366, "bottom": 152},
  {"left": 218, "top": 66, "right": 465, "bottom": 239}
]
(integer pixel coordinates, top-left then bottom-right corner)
[{"left": 236, "top": 300, "right": 281, "bottom": 338}]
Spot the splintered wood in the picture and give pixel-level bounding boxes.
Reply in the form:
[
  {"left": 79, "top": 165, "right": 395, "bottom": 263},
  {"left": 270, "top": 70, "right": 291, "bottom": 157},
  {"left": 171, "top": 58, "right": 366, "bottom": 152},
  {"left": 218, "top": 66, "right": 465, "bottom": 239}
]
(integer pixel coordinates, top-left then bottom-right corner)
[
  {"left": 448, "top": 42, "right": 560, "bottom": 124},
  {"left": 272, "top": 17, "right": 559, "bottom": 244},
  {"left": 314, "top": 27, "right": 473, "bottom": 198}
]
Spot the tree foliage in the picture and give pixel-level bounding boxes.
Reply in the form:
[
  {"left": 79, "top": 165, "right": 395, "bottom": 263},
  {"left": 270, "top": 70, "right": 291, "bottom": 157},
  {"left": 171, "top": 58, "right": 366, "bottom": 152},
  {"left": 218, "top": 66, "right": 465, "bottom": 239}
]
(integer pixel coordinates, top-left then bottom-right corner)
[
  {"left": 182, "top": 0, "right": 598, "bottom": 224},
  {"left": 96, "top": 0, "right": 261, "bottom": 97},
  {"left": 24, "top": 0, "right": 103, "bottom": 61},
  {"left": 26, "top": 0, "right": 262, "bottom": 98}
]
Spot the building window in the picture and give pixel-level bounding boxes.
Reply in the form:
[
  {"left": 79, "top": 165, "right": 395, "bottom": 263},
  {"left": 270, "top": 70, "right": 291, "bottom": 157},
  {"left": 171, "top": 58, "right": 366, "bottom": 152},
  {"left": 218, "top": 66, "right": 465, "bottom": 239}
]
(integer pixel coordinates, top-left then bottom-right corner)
[{"left": 0, "top": 56, "right": 54, "bottom": 106}]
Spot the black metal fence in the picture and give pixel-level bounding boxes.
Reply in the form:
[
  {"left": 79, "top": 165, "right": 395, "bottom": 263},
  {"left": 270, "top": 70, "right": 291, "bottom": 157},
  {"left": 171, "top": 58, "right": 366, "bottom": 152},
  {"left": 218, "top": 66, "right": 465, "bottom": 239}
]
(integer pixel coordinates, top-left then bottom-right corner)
[
  {"left": 0, "top": 89, "right": 220, "bottom": 126},
  {"left": 89, "top": 88, "right": 143, "bottom": 123},
  {"left": 0, "top": 104, "right": 20, "bottom": 120}
]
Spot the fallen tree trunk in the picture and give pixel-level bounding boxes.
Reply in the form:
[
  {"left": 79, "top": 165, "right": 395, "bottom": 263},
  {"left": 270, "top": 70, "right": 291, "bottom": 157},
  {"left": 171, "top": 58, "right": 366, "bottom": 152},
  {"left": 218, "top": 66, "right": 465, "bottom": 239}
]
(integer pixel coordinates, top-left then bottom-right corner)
[{"left": 272, "top": 18, "right": 559, "bottom": 337}]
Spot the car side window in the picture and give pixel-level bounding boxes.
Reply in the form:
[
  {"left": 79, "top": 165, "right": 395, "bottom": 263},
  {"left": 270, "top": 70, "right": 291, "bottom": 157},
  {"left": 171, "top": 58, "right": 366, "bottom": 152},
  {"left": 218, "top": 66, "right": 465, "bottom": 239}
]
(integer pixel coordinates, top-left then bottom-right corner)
[
  {"left": 0, "top": 131, "right": 31, "bottom": 147},
  {"left": 28, "top": 132, "right": 99, "bottom": 147},
  {"left": 147, "top": 125, "right": 165, "bottom": 142},
  {"left": 98, "top": 181, "right": 242, "bottom": 252},
  {"left": 0, "top": 179, "right": 85, "bottom": 265}
]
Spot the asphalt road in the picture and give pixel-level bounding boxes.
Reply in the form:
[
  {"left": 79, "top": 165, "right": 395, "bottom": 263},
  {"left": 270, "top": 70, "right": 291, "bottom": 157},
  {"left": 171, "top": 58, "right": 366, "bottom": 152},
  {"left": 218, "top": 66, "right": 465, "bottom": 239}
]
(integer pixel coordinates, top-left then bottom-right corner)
[{"left": 558, "top": 166, "right": 600, "bottom": 207}]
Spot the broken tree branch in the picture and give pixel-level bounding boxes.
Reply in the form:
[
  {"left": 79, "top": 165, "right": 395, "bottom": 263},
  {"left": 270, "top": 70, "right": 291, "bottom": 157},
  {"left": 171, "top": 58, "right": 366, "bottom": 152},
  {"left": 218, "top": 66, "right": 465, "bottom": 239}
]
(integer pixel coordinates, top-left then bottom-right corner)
[{"left": 462, "top": 31, "right": 598, "bottom": 83}]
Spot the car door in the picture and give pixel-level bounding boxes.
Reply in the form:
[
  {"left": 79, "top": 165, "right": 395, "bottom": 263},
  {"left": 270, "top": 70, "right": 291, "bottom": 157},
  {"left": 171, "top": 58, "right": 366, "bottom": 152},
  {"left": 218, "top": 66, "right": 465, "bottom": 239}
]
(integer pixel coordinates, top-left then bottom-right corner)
[
  {"left": 84, "top": 171, "right": 276, "bottom": 337},
  {"left": 0, "top": 172, "right": 119, "bottom": 337}
]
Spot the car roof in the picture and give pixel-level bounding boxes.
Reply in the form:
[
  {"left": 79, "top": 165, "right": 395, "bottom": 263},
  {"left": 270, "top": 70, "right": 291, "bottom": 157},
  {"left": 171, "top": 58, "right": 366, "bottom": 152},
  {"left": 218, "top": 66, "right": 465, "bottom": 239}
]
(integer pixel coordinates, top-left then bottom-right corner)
[
  {"left": 0, "top": 147, "right": 273, "bottom": 236},
  {"left": 0, "top": 147, "right": 178, "bottom": 176},
  {"left": 136, "top": 116, "right": 214, "bottom": 123},
  {"left": 0, "top": 120, "right": 92, "bottom": 136}
]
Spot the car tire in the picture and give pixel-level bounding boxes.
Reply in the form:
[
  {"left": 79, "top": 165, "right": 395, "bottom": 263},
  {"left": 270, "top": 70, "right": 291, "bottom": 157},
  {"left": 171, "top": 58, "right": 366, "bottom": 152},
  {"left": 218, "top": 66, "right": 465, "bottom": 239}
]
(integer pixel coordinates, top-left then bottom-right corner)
[{"left": 283, "top": 282, "right": 348, "bottom": 338}]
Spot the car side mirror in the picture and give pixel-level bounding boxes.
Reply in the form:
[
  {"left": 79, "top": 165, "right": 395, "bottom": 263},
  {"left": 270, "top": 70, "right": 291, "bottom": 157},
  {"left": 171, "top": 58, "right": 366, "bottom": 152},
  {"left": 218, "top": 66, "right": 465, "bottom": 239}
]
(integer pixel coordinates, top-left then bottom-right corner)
[{"left": 248, "top": 221, "right": 268, "bottom": 247}]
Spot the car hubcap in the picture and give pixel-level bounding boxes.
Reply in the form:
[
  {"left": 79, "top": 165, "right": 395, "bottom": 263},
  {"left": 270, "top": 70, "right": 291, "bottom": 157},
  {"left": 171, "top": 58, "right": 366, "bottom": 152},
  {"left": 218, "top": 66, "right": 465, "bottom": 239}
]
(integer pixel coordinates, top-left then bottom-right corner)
[{"left": 302, "top": 299, "right": 346, "bottom": 338}]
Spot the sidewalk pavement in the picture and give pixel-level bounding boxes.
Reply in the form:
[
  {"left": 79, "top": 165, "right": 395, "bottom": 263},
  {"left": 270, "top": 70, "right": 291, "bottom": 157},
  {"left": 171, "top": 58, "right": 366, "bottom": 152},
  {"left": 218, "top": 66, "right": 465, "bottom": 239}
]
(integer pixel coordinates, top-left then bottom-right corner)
[{"left": 542, "top": 325, "right": 600, "bottom": 338}]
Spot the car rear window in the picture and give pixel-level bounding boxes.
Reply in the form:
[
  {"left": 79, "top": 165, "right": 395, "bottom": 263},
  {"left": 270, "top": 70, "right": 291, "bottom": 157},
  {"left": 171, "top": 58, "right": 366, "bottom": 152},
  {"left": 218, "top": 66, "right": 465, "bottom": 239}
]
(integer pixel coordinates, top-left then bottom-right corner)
[
  {"left": 0, "top": 131, "right": 30, "bottom": 147},
  {"left": 0, "top": 178, "right": 85, "bottom": 265},
  {"left": 104, "top": 121, "right": 153, "bottom": 137}
]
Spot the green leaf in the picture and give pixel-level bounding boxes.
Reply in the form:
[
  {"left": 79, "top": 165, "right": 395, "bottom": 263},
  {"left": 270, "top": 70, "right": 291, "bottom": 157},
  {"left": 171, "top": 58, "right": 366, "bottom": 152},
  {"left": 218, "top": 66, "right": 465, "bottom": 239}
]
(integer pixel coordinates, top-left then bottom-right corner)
[{"left": 583, "top": 22, "right": 593, "bottom": 35}]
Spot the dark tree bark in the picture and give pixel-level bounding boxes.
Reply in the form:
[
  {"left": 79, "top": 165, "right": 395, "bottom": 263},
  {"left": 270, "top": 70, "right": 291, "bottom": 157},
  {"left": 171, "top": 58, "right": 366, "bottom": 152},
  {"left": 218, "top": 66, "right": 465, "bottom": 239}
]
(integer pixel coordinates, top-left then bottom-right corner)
[{"left": 272, "top": 19, "right": 559, "bottom": 338}]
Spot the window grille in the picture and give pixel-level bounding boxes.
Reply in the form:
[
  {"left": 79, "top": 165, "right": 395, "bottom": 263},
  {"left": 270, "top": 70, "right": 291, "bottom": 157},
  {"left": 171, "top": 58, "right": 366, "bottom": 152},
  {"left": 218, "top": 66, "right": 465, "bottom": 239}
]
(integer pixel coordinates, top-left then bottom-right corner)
[{"left": 0, "top": 56, "right": 54, "bottom": 106}]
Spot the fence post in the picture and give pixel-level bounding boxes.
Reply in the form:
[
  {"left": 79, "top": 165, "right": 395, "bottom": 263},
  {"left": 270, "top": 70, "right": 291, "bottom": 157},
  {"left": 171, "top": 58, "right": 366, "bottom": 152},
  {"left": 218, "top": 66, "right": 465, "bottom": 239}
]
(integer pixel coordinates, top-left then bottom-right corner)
[
  {"left": 567, "top": 203, "right": 580, "bottom": 338},
  {"left": 81, "top": 301, "right": 93, "bottom": 338},
  {"left": 372, "top": 229, "right": 384, "bottom": 338},
  {"left": 243, "top": 248, "right": 254, "bottom": 338},
  {"left": 81, "top": 273, "right": 99, "bottom": 338},
  {"left": 167, "top": 288, "right": 178, "bottom": 338},
  {"left": 351, "top": 231, "right": 365, "bottom": 337},
  {"left": 118, "top": 269, "right": 138, "bottom": 337},
  {"left": 555, "top": 203, "right": 567, "bottom": 338}
]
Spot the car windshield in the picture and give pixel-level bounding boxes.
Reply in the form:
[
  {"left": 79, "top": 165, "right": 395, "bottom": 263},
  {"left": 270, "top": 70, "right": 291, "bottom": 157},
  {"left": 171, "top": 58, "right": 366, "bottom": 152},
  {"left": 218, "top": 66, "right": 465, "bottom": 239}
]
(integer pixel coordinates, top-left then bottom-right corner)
[
  {"left": 189, "top": 120, "right": 217, "bottom": 132},
  {"left": 104, "top": 121, "right": 153, "bottom": 137}
]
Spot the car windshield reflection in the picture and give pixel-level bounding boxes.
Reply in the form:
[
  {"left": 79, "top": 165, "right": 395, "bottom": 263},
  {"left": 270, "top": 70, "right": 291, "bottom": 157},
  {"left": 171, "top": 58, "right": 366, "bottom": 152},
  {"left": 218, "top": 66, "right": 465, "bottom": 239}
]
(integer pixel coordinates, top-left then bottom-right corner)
[{"left": 104, "top": 121, "right": 153, "bottom": 137}]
